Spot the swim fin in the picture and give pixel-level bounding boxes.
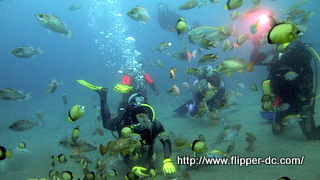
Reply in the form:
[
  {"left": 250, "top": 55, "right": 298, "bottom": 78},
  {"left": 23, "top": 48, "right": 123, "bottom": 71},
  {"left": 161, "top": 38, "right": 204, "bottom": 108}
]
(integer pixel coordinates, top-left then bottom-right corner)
[
  {"left": 77, "top": 80, "right": 103, "bottom": 90},
  {"left": 173, "top": 99, "right": 194, "bottom": 115}
]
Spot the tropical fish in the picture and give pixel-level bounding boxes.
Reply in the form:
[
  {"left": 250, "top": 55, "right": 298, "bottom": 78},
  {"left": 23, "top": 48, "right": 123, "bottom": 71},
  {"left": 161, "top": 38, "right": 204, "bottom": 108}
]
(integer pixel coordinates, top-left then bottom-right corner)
[
  {"left": 170, "top": 67, "right": 176, "bottom": 80},
  {"left": 127, "top": 5, "right": 149, "bottom": 24},
  {"left": 198, "top": 53, "right": 219, "bottom": 65},
  {"left": 11, "top": 46, "right": 43, "bottom": 58},
  {"left": 181, "top": 82, "right": 189, "bottom": 89},
  {"left": 252, "top": 0, "right": 261, "bottom": 5},
  {"left": 46, "top": 79, "right": 59, "bottom": 95},
  {"left": 267, "top": 22, "right": 304, "bottom": 45},
  {"left": 167, "top": 85, "right": 180, "bottom": 97},
  {"left": 250, "top": 19, "right": 260, "bottom": 34},
  {"left": 230, "top": 11, "right": 241, "bottom": 21},
  {"left": 35, "top": 14, "right": 74, "bottom": 40},
  {"left": 0, "top": 88, "right": 31, "bottom": 101},
  {"left": 100, "top": 137, "right": 142, "bottom": 156},
  {"left": 216, "top": 57, "right": 254, "bottom": 77},
  {"left": 207, "top": 150, "right": 229, "bottom": 158},
  {"left": 282, "top": 114, "right": 302, "bottom": 125},
  {"left": 150, "top": 42, "right": 172, "bottom": 52},
  {"left": 286, "top": 9, "right": 306, "bottom": 20},
  {"left": 93, "top": 128, "right": 104, "bottom": 136},
  {"left": 251, "top": 84, "right": 259, "bottom": 91},
  {"left": 59, "top": 138, "right": 97, "bottom": 152},
  {"left": 69, "top": 3, "right": 83, "bottom": 11},
  {"left": 217, "top": 124, "right": 242, "bottom": 144},
  {"left": 8, "top": 120, "right": 39, "bottom": 132},
  {"left": 150, "top": 58, "right": 154, "bottom": 67},
  {"left": 222, "top": 39, "right": 230, "bottom": 52},
  {"left": 176, "top": 18, "right": 187, "bottom": 34},
  {"left": 281, "top": 0, "right": 309, "bottom": 13},
  {"left": 178, "top": 0, "right": 199, "bottom": 10},
  {"left": 184, "top": 67, "right": 199, "bottom": 77},
  {"left": 284, "top": 71, "right": 298, "bottom": 81},
  {"left": 158, "top": 59, "right": 163, "bottom": 68},
  {"left": 237, "top": 33, "right": 252, "bottom": 45},
  {"left": 301, "top": 11, "right": 315, "bottom": 24},
  {"left": 224, "top": 0, "right": 244, "bottom": 10},
  {"left": 219, "top": 90, "right": 242, "bottom": 109},
  {"left": 236, "top": 82, "right": 246, "bottom": 89}
]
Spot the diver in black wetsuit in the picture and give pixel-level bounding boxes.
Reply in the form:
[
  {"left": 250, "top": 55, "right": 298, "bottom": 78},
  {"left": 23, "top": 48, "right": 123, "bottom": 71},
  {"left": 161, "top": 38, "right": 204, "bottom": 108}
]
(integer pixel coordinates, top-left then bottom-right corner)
[
  {"left": 174, "top": 65, "right": 226, "bottom": 117},
  {"left": 156, "top": 3, "right": 181, "bottom": 32},
  {"left": 251, "top": 38, "right": 320, "bottom": 139},
  {"left": 95, "top": 88, "right": 176, "bottom": 179}
]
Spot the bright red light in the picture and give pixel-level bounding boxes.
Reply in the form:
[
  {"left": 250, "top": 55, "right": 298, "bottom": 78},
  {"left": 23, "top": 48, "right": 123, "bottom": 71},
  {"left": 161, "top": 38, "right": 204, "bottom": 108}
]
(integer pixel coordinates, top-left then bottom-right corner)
[{"left": 259, "top": 14, "right": 269, "bottom": 25}]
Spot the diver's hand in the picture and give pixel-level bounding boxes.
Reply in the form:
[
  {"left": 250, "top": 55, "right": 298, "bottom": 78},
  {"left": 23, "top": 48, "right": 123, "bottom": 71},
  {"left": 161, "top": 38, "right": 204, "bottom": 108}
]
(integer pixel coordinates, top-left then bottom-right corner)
[
  {"left": 154, "top": 89, "right": 159, "bottom": 96},
  {"left": 132, "top": 166, "right": 149, "bottom": 178},
  {"left": 163, "top": 159, "right": 176, "bottom": 175}
]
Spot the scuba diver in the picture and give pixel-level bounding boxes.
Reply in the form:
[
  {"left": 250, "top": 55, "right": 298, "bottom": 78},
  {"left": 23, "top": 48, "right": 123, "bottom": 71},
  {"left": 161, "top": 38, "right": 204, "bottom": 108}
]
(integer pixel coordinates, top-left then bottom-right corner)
[
  {"left": 156, "top": 3, "right": 181, "bottom": 32},
  {"left": 174, "top": 65, "right": 226, "bottom": 118},
  {"left": 113, "top": 62, "right": 159, "bottom": 115},
  {"left": 250, "top": 20, "right": 320, "bottom": 139},
  {"left": 77, "top": 80, "right": 176, "bottom": 179}
]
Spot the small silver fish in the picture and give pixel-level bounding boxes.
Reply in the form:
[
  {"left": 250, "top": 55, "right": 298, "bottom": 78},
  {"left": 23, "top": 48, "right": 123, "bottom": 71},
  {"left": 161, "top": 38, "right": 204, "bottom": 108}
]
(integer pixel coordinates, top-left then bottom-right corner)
[
  {"left": 35, "top": 14, "right": 74, "bottom": 40},
  {"left": 8, "top": 120, "right": 39, "bottom": 132},
  {"left": 0, "top": 88, "right": 31, "bottom": 101},
  {"left": 46, "top": 79, "right": 59, "bottom": 95},
  {"left": 69, "top": 3, "right": 83, "bottom": 11},
  {"left": 12, "top": 46, "right": 43, "bottom": 58}
]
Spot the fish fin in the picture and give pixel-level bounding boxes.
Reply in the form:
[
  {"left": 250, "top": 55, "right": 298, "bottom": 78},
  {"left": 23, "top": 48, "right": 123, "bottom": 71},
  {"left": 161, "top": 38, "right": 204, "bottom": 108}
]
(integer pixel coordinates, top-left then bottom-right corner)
[
  {"left": 220, "top": 23, "right": 228, "bottom": 35},
  {"left": 37, "top": 47, "right": 44, "bottom": 54},
  {"left": 224, "top": 5, "right": 228, "bottom": 10},
  {"left": 225, "top": 72, "right": 232, "bottom": 77},
  {"left": 246, "top": 61, "right": 254, "bottom": 72},
  {"left": 122, "top": 150, "right": 129, "bottom": 157},
  {"left": 237, "top": 69, "right": 244, "bottom": 73},
  {"left": 67, "top": 30, "right": 74, "bottom": 40},
  {"left": 99, "top": 144, "right": 107, "bottom": 156},
  {"left": 24, "top": 93, "right": 32, "bottom": 101}
]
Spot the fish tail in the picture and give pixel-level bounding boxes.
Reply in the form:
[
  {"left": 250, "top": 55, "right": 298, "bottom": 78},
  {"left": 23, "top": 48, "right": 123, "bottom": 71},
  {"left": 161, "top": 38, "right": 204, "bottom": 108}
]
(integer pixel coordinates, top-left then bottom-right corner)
[
  {"left": 38, "top": 119, "right": 45, "bottom": 128},
  {"left": 246, "top": 61, "right": 254, "bottom": 72},
  {"left": 25, "top": 93, "right": 32, "bottom": 101},
  {"left": 67, "top": 30, "right": 74, "bottom": 40},
  {"left": 37, "top": 47, "right": 44, "bottom": 54}
]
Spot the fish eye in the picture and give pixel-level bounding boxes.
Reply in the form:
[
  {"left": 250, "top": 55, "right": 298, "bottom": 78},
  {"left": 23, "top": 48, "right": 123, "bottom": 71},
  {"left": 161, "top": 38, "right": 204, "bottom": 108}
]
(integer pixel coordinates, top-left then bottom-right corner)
[{"left": 38, "top": 14, "right": 44, "bottom": 18}]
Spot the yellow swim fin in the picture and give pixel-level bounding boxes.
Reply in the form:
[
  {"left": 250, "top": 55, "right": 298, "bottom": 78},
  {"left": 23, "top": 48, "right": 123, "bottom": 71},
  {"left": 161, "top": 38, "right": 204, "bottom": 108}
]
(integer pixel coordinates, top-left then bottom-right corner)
[
  {"left": 112, "top": 84, "right": 133, "bottom": 93},
  {"left": 76, "top": 80, "right": 102, "bottom": 90}
]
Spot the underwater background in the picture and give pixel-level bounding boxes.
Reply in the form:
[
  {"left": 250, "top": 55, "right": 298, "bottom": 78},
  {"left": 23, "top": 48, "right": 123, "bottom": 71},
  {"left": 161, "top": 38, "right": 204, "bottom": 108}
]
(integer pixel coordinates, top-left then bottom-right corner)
[{"left": 1, "top": 0, "right": 320, "bottom": 179}]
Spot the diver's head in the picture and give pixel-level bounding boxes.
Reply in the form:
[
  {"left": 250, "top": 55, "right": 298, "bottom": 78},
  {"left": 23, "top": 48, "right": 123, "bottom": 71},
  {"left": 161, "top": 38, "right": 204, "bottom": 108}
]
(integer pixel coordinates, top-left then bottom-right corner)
[
  {"left": 130, "top": 106, "right": 153, "bottom": 130},
  {"left": 128, "top": 93, "right": 146, "bottom": 106},
  {"left": 205, "top": 65, "right": 213, "bottom": 72}
]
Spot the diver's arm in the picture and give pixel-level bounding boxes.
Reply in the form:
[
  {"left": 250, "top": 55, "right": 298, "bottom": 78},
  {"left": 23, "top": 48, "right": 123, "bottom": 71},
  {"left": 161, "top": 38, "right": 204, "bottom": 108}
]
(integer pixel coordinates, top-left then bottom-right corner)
[
  {"left": 154, "top": 120, "right": 172, "bottom": 159},
  {"left": 144, "top": 73, "right": 159, "bottom": 95},
  {"left": 123, "top": 154, "right": 135, "bottom": 169}
]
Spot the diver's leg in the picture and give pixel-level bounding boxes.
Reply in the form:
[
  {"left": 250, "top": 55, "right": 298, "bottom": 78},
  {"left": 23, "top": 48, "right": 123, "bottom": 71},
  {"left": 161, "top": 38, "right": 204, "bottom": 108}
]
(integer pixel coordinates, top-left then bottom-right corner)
[
  {"left": 173, "top": 99, "right": 194, "bottom": 115},
  {"left": 272, "top": 110, "right": 285, "bottom": 135},
  {"left": 96, "top": 88, "right": 114, "bottom": 130},
  {"left": 298, "top": 106, "right": 320, "bottom": 140}
]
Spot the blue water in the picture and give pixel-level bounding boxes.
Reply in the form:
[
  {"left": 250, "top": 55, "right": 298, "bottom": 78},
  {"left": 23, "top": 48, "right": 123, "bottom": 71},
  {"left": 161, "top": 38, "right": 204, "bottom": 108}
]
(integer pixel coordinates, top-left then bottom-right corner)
[{"left": 1, "top": 0, "right": 320, "bottom": 179}]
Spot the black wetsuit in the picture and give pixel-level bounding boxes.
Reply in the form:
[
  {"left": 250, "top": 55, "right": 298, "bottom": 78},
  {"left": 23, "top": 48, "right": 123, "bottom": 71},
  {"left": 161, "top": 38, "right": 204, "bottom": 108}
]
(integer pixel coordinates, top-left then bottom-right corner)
[
  {"left": 251, "top": 41, "right": 319, "bottom": 139},
  {"left": 174, "top": 70, "right": 226, "bottom": 116},
  {"left": 98, "top": 91, "right": 172, "bottom": 168}
]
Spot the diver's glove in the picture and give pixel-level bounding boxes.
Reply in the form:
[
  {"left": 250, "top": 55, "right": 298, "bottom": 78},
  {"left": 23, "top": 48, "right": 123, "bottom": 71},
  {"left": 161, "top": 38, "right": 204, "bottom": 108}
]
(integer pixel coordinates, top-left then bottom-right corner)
[
  {"left": 162, "top": 158, "right": 176, "bottom": 175},
  {"left": 113, "top": 84, "right": 133, "bottom": 93},
  {"left": 132, "top": 166, "right": 149, "bottom": 178}
]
